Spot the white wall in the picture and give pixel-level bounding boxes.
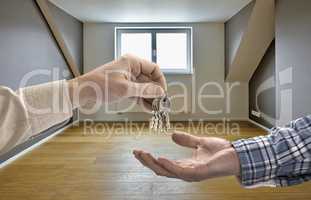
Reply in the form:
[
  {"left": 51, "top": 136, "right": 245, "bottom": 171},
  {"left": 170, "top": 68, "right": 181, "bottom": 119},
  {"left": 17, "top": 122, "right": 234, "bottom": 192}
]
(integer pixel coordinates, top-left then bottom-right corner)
[{"left": 82, "top": 22, "right": 248, "bottom": 121}]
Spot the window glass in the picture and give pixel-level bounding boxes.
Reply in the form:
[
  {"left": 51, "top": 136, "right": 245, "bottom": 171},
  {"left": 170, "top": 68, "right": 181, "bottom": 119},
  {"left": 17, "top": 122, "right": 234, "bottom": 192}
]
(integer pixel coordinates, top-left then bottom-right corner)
[
  {"left": 120, "top": 33, "right": 152, "bottom": 61},
  {"left": 156, "top": 33, "right": 188, "bottom": 70}
]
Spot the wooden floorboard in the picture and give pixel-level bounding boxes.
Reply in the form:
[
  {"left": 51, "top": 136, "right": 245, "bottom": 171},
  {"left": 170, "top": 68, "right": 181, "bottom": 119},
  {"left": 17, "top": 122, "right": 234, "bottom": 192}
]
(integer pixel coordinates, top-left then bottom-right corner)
[{"left": 0, "top": 121, "right": 310, "bottom": 200}]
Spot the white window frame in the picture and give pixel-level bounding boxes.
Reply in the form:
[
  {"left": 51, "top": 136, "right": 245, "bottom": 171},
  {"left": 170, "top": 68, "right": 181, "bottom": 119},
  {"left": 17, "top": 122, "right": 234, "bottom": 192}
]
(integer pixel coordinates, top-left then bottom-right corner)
[{"left": 115, "top": 27, "right": 193, "bottom": 74}]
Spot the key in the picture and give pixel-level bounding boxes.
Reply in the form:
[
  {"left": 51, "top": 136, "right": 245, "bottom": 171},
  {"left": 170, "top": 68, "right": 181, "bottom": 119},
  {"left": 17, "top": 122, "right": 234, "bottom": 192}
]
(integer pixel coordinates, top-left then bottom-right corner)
[{"left": 150, "top": 94, "right": 171, "bottom": 132}]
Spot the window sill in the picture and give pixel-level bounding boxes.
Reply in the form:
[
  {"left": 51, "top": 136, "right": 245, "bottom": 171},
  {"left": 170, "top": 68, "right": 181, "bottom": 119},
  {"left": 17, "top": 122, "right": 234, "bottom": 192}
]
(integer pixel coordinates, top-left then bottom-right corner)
[{"left": 162, "top": 70, "right": 194, "bottom": 75}]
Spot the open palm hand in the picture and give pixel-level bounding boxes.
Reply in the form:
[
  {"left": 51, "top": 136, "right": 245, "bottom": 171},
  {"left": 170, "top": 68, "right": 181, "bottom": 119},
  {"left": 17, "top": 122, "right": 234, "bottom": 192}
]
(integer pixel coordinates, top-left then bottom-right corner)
[{"left": 133, "top": 131, "right": 240, "bottom": 182}]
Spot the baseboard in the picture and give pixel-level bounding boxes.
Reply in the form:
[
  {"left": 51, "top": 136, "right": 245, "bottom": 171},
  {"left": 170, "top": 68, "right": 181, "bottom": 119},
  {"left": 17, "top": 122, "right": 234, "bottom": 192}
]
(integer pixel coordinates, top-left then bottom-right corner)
[
  {"left": 78, "top": 119, "right": 250, "bottom": 124},
  {"left": 248, "top": 118, "right": 271, "bottom": 132},
  {"left": 0, "top": 123, "right": 72, "bottom": 169},
  {"left": 79, "top": 117, "right": 250, "bottom": 122}
]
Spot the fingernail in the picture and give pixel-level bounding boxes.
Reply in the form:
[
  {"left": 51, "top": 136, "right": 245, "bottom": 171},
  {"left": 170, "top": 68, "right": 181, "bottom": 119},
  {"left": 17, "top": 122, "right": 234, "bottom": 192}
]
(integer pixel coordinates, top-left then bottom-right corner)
[{"left": 133, "top": 150, "right": 139, "bottom": 155}]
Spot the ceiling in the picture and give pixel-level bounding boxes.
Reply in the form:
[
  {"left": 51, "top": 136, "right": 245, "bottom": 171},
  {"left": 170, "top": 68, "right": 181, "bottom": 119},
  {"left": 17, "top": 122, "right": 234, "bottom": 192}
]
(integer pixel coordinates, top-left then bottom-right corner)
[{"left": 49, "top": 0, "right": 252, "bottom": 23}]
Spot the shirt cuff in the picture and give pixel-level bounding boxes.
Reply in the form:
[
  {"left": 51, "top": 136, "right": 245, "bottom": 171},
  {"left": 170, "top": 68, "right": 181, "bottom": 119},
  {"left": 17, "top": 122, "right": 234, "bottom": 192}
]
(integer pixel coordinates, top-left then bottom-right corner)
[
  {"left": 17, "top": 80, "right": 73, "bottom": 138},
  {"left": 232, "top": 136, "right": 278, "bottom": 188}
]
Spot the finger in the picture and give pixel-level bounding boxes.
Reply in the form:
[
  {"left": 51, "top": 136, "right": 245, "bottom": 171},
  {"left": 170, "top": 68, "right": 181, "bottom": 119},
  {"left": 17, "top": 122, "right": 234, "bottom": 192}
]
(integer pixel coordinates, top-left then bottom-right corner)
[
  {"left": 176, "top": 159, "right": 196, "bottom": 167},
  {"left": 133, "top": 150, "right": 171, "bottom": 176},
  {"left": 135, "top": 151, "right": 176, "bottom": 178},
  {"left": 136, "top": 73, "right": 152, "bottom": 83},
  {"left": 127, "top": 81, "right": 165, "bottom": 99},
  {"left": 136, "top": 74, "right": 165, "bottom": 106},
  {"left": 142, "top": 153, "right": 176, "bottom": 178},
  {"left": 128, "top": 97, "right": 152, "bottom": 113},
  {"left": 171, "top": 131, "right": 201, "bottom": 149},
  {"left": 199, "top": 137, "right": 232, "bottom": 152},
  {"left": 133, "top": 150, "right": 149, "bottom": 166},
  {"left": 157, "top": 157, "right": 192, "bottom": 179},
  {"left": 136, "top": 98, "right": 153, "bottom": 112},
  {"left": 158, "top": 157, "right": 201, "bottom": 182},
  {"left": 123, "top": 54, "right": 167, "bottom": 90}
]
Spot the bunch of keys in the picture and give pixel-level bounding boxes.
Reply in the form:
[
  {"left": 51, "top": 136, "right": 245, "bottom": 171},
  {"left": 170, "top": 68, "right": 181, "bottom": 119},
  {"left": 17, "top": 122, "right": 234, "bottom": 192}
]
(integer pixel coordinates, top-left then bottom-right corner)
[{"left": 150, "top": 94, "right": 171, "bottom": 132}]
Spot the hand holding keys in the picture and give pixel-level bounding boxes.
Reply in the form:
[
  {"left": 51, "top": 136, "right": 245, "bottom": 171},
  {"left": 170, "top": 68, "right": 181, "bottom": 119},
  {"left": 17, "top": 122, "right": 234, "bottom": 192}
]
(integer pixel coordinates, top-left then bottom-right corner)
[{"left": 150, "top": 94, "right": 171, "bottom": 132}]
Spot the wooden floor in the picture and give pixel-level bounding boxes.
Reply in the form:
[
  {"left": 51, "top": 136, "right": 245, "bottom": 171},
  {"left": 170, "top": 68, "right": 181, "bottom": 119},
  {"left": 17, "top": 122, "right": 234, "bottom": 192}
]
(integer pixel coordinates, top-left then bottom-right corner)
[{"left": 1, "top": 121, "right": 311, "bottom": 200}]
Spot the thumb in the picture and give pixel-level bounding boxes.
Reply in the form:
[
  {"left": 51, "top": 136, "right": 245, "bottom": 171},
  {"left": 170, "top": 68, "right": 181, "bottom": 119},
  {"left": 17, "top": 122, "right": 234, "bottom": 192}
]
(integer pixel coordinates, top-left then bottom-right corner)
[
  {"left": 172, "top": 131, "right": 201, "bottom": 149},
  {"left": 127, "top": 81, "right": 165, "bottom": 98}
]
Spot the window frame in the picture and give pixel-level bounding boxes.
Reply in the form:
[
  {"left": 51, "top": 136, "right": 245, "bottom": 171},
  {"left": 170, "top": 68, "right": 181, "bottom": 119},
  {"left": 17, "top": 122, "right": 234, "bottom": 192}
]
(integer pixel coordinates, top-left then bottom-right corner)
[{"left": 115, "top": 27, "right": 193, "bottom": 74}]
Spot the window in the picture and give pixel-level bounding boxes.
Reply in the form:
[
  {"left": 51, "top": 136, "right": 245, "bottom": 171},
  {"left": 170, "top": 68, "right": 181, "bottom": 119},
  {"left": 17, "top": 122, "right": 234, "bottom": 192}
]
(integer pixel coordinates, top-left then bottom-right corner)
[{"left": 115, "top": 27, "right": 193, "bottom": 74}]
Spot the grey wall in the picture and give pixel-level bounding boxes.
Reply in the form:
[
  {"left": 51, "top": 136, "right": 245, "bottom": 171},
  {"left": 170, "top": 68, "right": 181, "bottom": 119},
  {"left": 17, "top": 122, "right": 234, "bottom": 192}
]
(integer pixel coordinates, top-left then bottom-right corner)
[
  {"left": 276, "top": 0, "right": 311, "bottom": 123},
  {"left": 0, "top": 0, "right": 83, "bottom": 162},
  {"left": 0, "top": 0, "right": 68, "bottom": 89},
  {"left": 83, "top": 22, "right": 249, "bottom": 121},
  {"left": 249, "top": 40, "right": 275, "bottom": 128},
  {"left": 248, "top": 0, "right": 311, "bottom": 128},
  {"left": 225, "top": 0, "right": 255, "bottom": 78}
]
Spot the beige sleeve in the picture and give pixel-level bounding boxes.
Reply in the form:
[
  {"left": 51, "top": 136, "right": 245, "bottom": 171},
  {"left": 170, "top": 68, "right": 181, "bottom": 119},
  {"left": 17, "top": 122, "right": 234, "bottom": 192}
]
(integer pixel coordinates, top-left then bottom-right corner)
[{"left": 0, "top": 80, "right": 73, "bottom": 155}]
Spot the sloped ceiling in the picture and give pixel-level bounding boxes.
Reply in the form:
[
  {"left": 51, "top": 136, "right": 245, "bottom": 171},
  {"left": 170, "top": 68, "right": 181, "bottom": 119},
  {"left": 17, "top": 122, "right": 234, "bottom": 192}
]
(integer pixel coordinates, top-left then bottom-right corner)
[{"left": 226, "top": 0, "right": 275, "bottom": 82}]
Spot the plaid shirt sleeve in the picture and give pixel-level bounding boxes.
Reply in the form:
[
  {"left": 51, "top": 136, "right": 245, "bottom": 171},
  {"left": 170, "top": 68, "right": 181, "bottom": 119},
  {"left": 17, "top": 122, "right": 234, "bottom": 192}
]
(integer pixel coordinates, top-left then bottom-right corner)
[{"left": 232, "top": 115, "right": 311, "bottom": 188}]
